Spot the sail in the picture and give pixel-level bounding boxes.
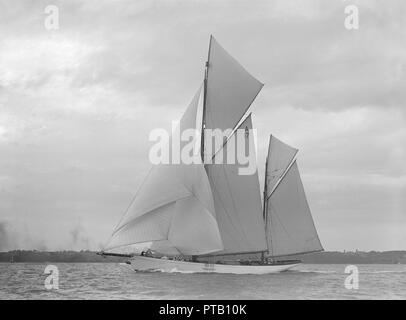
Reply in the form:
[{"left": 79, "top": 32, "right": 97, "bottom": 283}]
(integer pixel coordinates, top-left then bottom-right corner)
[
  {"left": 204, "top": 36, "right": 263, "bottom": 157},
  {"left": 105, "top": 86, "right": 223, "bottom": 256},
  {"left": 206, "top": 115, "right": 268, "bottom": 255},
  {"left": 265, "top": 161, "right": 323, "bottom": 257},
  {"left": 265, "top": 135, "right": 298, "bottom": 197}
]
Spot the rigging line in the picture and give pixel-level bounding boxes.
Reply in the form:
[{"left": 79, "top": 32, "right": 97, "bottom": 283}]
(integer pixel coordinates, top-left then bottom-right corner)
[
  {"left": 208, "top": 112, "right": 253, "bottom": 163},
  {"left": 263, "top": 151, "right": 273, "bottom": 256},
  {"left": 262, "top": 168, "right": 268, "bottom": 258},
  {"left": 266, "top": 151, "right": 298, "bottom": 201}
]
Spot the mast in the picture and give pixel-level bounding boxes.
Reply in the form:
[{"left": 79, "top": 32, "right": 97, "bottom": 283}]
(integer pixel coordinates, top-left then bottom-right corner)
[
  {"left": 203, "top": 36, "right": 267, "bottom": 257},
  {"left": 261, "top": 138, "right": 270, "bottom": 262},
  {"left": 193, "top": 35, "right": 212, "bottom": 263},
  {"left": 261, "top": 170, "right": 267, "bottom": 262},
  {"left": 201, "top": 35, "right": 212, "bottom": 163}
]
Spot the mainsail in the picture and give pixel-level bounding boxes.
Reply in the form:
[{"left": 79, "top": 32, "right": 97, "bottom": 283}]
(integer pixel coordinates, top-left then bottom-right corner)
[
  {"left": 264, "top": 139, "right": 323, "bottom": 257},
  {"left": 105, "top": 85, "right": 223, "bottom": 256},
  {"left": 206, "top": 115, "right": 268, "bottom": 255}
]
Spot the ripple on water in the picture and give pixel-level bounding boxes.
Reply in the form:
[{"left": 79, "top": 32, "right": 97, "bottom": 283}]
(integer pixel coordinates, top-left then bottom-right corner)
[{"left": 0, "top": 263, "right": 405, "bottom": 299}]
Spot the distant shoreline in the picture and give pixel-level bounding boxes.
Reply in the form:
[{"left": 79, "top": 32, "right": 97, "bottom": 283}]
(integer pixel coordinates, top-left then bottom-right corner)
[{"left": 1, "top": 250, "right": 405, "bottom": 264}]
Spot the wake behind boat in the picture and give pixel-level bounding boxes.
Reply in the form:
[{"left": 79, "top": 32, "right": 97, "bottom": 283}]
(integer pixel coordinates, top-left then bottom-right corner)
[{"left": 100, "top": 36, "right": 323, "bottom": 274}]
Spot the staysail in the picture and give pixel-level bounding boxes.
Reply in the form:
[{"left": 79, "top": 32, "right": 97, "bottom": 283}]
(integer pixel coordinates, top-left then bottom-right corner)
[
  {"left": 105, "top": 85, "right": 223, "bottom": 256},
  {"left": 265, "top": 149, "right": 323, "bottom": 257},
  {"left": 206, "top": 115, "right": 268, "bottom": 255}
]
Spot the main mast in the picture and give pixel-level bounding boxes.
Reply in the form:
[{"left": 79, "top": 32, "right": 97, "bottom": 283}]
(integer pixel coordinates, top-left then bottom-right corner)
[
  {"left": 193, "top": 36, "right": 212, "bottom": 263},
  {"left": 261, "top": 146, "right": 270, "bottom": 263},
  {"left": 201, "top": 35, "right": 212, "bottom": 163},
  {"left": 198, "top": 35, "right": 268, "bottom": 260}
]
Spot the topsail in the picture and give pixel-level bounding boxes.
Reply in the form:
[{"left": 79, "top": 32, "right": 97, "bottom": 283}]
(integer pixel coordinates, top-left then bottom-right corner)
[{"left": 204, "top": 36, "right": 263, "bottom": 158}]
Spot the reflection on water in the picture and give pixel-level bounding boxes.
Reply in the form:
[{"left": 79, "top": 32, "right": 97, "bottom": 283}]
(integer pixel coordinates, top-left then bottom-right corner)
[{"left": 0, "top": 263, "right": 405, "bottom": 299}]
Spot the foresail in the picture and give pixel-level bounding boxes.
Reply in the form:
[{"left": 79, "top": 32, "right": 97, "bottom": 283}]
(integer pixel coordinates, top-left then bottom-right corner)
[
  {"left": 106, "top": 202, "right": 176, "bottom": 252},
  {"left": 204, "top": 36, "right": 263, "bottom": 158},
  {"left": 206, "top": 115, "right": 268, "bottom": 255},
  {"left": 105, "top": 85, "right": 223, "bottom": 256},
  {"left": 265, "top": 161, "right": 323, "bottom": 257},
  {"left": 265, "top": 135, "right": 298, "bottom": 197}
]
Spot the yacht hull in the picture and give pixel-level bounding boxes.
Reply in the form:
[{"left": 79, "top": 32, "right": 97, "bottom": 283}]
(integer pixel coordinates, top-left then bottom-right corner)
[{"left": 129, "top": 256, "right": 299, "bottom": 274}]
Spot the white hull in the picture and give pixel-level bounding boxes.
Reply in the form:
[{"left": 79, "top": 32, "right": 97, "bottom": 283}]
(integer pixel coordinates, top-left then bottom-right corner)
[{"left": 129, "top": 256, "right": 299, "bottom": 274}]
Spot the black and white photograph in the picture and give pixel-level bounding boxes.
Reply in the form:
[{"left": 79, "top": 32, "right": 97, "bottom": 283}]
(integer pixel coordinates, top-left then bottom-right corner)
[{"left": 0, "top": 0, "right": 405, "bottom": 306}]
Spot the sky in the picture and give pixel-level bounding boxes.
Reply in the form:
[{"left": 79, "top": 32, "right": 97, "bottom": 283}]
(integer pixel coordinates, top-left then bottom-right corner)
[{"left": 0, "top": 0, "right": 405, "bottom": 252}]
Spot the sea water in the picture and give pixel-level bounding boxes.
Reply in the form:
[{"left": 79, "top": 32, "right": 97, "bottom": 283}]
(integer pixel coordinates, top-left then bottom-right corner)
[{"left": 0, "top": 263, "right": 405, "bottom": 299}]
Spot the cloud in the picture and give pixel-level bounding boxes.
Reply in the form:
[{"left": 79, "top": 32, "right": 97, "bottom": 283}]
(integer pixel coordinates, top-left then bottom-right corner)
[{"left": 0, "top": 0, "right": 404, "bottom": 251}]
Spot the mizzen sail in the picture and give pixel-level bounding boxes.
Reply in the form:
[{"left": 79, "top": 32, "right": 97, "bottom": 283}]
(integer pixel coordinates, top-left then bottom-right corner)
[{"left": 265, "top": 159, "right": 323, "bottom": 257}]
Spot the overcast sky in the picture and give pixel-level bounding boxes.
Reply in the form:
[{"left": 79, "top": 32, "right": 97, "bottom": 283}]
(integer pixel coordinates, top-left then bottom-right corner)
[{"left": 0, "top": 0, "right": 405, "bottom": 252}]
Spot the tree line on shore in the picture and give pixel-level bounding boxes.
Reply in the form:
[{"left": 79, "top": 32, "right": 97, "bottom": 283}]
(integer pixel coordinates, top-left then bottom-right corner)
[{"left": 0, "top": 250, "right": 405, "bottom": 264}]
